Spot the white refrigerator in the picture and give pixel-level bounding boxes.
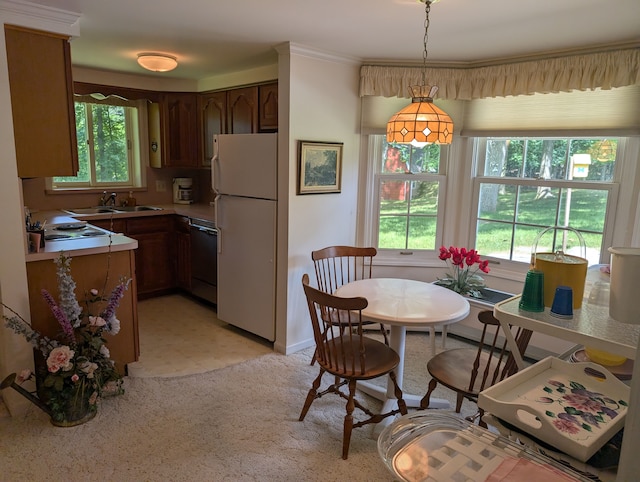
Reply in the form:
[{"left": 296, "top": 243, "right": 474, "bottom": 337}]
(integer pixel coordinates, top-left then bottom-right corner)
[{"left": 212, "top": 133, "right": 277, "bottom": 341}]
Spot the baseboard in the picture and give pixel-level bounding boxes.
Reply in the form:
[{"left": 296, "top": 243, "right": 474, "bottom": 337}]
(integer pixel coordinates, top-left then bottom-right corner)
[{"left": 279, "top": 338, "right": 314, "bottom": 355}]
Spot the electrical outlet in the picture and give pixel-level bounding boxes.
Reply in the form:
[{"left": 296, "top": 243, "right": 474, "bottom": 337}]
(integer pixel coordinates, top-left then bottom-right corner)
[{"left": 156, "top": 180, "right": 167, "bottom": 192}]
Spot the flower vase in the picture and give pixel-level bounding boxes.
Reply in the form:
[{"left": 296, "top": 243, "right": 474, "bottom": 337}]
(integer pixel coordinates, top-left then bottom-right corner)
[
  {"left": 50, "top": 401, "right": 97, "bottom": 427},
  {"left": 49, "top": 392, "right": 98, "bottom": 427},
  {"left": 1, "top": 373, "right": 97, "bottom": 427}
]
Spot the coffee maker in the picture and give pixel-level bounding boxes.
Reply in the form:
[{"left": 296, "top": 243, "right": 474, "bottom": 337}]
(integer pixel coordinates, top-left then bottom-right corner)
[{"left": 173, "top": 177, "right": 194, "bottom": 204}]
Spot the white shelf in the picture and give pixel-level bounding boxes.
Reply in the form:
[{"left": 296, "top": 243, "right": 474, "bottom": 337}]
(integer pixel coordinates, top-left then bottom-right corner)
[{"left": 495, "top": 295, "right": 639, "bottom": 361}]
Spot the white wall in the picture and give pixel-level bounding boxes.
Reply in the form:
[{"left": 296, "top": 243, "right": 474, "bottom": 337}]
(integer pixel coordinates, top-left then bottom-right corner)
[
  {"left": 0, "top": 2, "right": 81, "bottom": 416},
  {"left": 274, "top": 44, "right": 361, "bottom": 354}
]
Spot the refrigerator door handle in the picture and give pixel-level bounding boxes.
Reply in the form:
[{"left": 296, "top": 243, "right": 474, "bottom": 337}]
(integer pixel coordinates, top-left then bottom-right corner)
[
  {"left": 214, "top": 193, "right": 222, "bottom": 254},
  {"left": 211, "top": 135, "right": 219, "bottom": 193}
]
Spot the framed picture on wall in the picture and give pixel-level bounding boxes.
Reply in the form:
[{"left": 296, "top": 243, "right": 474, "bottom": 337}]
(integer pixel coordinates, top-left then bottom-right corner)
[{"left": 297, "top": 141, "right": 343, "bottom": 194}]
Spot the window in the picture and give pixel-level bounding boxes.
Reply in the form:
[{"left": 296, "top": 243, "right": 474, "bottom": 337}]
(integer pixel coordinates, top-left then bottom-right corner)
[
  {"left": 52, "top": 96, "right": 145, "bottom": 189},
  {"left": 472, "top": 137, "right": 619, "bottom": 266},
  {"left": 366, "top": 135, "right": 447, "bottom": 257}
]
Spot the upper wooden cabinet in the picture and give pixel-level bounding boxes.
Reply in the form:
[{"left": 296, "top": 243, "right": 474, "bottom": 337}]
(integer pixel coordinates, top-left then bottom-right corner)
[
  {"left": 5, "top": 25, "right": 78, "bottom": 178},
  {"left": 155, "top": 82, "right": 278, "bottom": 168},
  {"left": 259, "top": 82, "right": 278, "bottom": 132},
  {"left": 198, "top": 91, "right": 227, "bottom": 167},
  {"left": 161, "top": 92, "right": 199, "bottom": 167},
  {"left": 227, "top": 86, "right": 258, "bottom": 134},
  {"left": 198, "top": 82, "right": 278, "bottom": 167}
]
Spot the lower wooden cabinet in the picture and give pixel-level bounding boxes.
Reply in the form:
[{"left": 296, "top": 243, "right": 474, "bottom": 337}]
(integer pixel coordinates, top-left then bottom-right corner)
[
  {"left": 131, "top": 231, "right": 174, "bottom": 297},
  {"left": 92, "top": 215, "right": 175, "bottom": 299},
  {"left": 175, "top": 216, "right": 191, "bottom": 290},
  {"left": 26, "top": 250, "right": 139, "bottom": 375}
]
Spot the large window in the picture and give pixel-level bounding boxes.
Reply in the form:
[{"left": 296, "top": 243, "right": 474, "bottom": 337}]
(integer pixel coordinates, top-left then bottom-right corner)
[
  {"left": 53, "top": 97, "right": 143, "bottom": 189},
  {"left": 473, "top": 137, "right": 619, "bottom": 265},
  {"left": 367, "top": 135, "right": 446, "bottom": 255}
]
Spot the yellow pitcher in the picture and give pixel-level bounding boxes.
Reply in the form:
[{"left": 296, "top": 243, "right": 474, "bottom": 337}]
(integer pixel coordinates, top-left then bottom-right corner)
[{"left": 531, "top": 227, "right": 588, "bottom": 309}]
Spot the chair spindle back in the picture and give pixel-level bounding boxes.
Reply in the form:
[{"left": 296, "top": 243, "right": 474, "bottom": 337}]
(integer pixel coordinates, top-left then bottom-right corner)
[
  {"left": 312, "top": 246, "right": 376, "bottom": 294},
  {"left": 302, "top": 273, "right": 370, "bottom": 376}
]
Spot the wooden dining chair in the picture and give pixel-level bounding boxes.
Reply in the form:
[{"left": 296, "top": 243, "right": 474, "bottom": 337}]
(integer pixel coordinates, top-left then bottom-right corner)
[
  {"left": 419, "top": 310, "right": 532, "bottom": 427},
  {"left": 310, "top": 246, "right": 388, "bottom": 364},
  {"left": 300, "top": 274, "right": 407, "bottom": 459}
]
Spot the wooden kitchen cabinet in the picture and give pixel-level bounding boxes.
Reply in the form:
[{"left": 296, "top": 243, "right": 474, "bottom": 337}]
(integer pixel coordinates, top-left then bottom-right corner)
[
  {"left": 198, "top": 90, "right": 227, "bottom": 167},
  {"left": 26, "top": 250, "right": 139, "bottom": 375},
  {"left": 227, "top": 86, "right": 258, "bottom": 134},
  {"left": 160, "top": 81, "right": 278, "bottom": 168},
  {"left": 5, "top": 25, "right": 79, "bottom": 178},
  {"left": 259, "top": 82, "right": 278, "bottom": 132},
  {"left": 161, "top": 92, "right": 199, "bottom": 167},
  {"left": 90, "top": 218, "right": 127, "bottom": 235},
  {"left": 175, "top": 216, "right": 191, "bottom": 290},
  {"left": 126, "top": 216, "right": 175, "bottom": 298},
  {"left": 92, "top": 215, "right": 175, "bottom": 298}
]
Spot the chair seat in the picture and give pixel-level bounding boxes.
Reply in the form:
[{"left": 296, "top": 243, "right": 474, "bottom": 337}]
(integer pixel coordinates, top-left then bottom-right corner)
[
  {"left": 324, "top": 309, "right": 381, "bottom": 327},
  {"left": 427, "top": 348, "right": 505, "bottom": 399},
  {"left": 318, "top": 337, "right": 399, "bottom": 380}
]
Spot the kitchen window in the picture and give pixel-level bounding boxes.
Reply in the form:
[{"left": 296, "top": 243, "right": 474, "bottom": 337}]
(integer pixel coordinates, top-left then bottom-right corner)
[
  {"left": 51, "top": 95, "right": 146, "bottom": 189},
  {"left": 471, "top": 137, "right": 620, "bottom": 266},
  {"left": 364, "top": 135, "right": 447, "bottom": 261}
]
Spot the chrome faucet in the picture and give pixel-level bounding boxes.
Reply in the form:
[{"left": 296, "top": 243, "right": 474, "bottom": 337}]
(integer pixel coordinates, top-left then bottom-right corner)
[{"left": 100, "top": 191, "right": 117, "bottom": 206}]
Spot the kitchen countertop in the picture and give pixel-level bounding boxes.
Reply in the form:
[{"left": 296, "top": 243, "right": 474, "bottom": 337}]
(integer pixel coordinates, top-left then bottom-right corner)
[
  {"left": 30, "top": 202, "right": 215, "bottom": 225},
  {"left": 25, "top": 203, "right": 215, "bottom": 262},
  {"left": 26, "top": 232, "right": 139, "bottom": 262}
]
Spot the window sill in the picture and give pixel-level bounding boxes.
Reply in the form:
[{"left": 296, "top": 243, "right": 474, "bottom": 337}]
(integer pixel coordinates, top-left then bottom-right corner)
[{"left": 45, "top": 187, "right": 147, "bottom": 195}]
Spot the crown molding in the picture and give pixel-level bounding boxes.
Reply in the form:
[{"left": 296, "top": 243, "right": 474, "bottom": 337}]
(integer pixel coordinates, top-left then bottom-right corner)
[
  {"left": 275, "top": 42, "right": 361, "bottom": 66},
  {"left": 0, "top": 0, "right": 81, "bottom": 37}
]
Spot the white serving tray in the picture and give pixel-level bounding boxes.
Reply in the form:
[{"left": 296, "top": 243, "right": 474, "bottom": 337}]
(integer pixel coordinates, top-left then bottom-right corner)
[
  {"left": 377, "top": 412, "right": 592, "bottom": 481},
  {"left": 478, "top": 356, "right": 629, "bottom": 462}
]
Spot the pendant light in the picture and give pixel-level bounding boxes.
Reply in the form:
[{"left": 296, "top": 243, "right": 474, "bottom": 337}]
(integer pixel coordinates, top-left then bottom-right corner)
[{"left": 386, "top": 0, "right": 453, "bottom": 147}]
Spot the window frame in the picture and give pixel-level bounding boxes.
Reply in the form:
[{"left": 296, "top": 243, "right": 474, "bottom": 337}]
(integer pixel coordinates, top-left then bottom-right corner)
[
  {"left": 48, "top": 94, "right": 148, "bottom": 192},
  {"left": 469, "top": 136, "right": 622, "bottom": 270},
  {"left": 362, "top": 134, "right": 449, "bottom": 265}
]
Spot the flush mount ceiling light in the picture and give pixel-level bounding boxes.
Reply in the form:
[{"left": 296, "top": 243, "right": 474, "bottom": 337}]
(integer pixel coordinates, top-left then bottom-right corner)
[
  {"left": 386, "top": 0, "right": 453, "bottom": 147},
  {"left": 137, "top": 53, "right": 178, "bottom": 72}
]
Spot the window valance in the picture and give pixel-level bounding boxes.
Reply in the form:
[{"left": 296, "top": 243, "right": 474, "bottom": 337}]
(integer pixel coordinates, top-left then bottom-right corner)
[{"left": 360, "top": 48, "right": 640, "bottom": 100}]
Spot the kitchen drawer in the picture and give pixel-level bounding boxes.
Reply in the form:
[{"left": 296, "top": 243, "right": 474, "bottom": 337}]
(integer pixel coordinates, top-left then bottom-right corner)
[
  {"left": 126, "top": 215, "right": 172, "bottom": 234},
  {"left": 90, "top": 219, "right": 127, "bottom": 234}
]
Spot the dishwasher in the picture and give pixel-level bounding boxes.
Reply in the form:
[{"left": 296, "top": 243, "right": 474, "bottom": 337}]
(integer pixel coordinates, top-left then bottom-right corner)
[{"left": 189, "top": 218, "right": 218, "bottom": 304}]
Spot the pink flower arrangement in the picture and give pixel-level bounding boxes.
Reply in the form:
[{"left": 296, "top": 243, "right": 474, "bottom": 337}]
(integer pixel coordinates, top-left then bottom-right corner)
[
  {"left": 46, "top": 346, "right": 75, "bottom": 373},
  {"left": 3, "top": 252, "right": 130, "bottom": 423},
  {"left": 434, "top": 245, "right": 490, "bottom": 298}
]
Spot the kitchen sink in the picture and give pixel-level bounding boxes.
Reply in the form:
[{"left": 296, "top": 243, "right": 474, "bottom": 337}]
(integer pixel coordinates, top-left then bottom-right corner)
[
  {"left": 64, "top": 206, "right": 163, "bottom": 215},
  {"left": 64, "top": 207, "right": 118, "bottom": 215},
  {"left": 112, "top": 205, "right": 164, "bottom": 212}
]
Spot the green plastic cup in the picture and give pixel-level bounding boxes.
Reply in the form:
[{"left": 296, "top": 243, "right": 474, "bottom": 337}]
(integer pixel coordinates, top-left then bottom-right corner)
[{"left": 519, "top": 270, "right": 545, "bottom": 312}]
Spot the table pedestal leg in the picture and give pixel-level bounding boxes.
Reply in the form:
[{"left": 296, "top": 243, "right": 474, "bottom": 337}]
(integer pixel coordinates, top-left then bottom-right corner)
[{"left": 358, "top": 325, "right": 451, "bottom": 435}]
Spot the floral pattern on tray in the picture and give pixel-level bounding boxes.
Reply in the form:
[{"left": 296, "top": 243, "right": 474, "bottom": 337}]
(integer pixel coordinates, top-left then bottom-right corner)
[{"left": 533, "top": 377, "right": 628, "bottom": 438}]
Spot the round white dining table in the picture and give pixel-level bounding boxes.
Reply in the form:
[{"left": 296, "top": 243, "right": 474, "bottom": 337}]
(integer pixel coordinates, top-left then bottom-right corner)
[{"left": 335, "top": 278, "right": 470, "bottom": 417}]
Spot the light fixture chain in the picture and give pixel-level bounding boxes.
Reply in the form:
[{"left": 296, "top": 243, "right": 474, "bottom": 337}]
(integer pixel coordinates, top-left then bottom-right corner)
[{"left": 422, "top": 0, "right": 431, "bottom": 88}]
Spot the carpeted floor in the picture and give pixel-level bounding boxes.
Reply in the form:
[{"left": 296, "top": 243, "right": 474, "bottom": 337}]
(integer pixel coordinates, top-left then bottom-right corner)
[{"left": 0, "top": 295, "right": 480, "bottom": 481}]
